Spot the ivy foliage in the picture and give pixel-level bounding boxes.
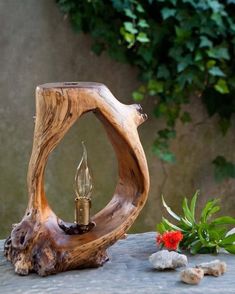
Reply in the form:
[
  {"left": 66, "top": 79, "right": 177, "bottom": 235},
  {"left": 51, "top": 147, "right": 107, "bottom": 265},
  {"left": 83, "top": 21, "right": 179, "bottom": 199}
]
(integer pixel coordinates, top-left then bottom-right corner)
[
  {"left": 212, "top": 156, "right": 235, "bottom": 182},
  {"left": 57, "top": 0, "right": 235, "bottom": 178}
]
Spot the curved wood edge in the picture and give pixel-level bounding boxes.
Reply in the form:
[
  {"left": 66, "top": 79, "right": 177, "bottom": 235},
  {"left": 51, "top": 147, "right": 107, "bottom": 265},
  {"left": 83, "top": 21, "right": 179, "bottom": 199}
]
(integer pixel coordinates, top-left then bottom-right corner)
[{"left": 4, "top": 82, "right": 150, "bottom": 276}]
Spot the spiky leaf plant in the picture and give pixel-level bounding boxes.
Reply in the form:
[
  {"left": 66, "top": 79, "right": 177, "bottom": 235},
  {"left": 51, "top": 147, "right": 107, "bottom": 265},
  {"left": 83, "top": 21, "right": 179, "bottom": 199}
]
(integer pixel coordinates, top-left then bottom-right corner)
[{"left": 157, "top": 191, "right": 235, "bottom": 254}]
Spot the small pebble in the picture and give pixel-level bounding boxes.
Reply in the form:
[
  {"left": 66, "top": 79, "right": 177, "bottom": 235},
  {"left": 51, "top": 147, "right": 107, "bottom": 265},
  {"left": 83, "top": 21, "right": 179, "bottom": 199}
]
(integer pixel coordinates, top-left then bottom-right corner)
[
  {"left": 196, "top": 260, "right": 227, "bottom": 277},
  {"left": 181, "top": 268, "right": 204, "bottom": 285}
]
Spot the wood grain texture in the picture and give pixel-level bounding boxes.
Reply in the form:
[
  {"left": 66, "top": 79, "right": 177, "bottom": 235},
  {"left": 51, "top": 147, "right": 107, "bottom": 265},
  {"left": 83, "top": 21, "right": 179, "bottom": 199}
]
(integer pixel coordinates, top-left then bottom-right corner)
[{"left": 4, "top": 82, "right": 149, "bottom": 276}]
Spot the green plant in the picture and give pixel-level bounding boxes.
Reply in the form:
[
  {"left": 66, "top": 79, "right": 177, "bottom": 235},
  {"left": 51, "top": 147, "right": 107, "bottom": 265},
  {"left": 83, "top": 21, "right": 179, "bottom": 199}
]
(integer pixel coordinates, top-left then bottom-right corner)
[
  {"left": 57, "top": 0, "right": 235, "bottom": 178},
  {"left": 157, "top": 191, "right": 235, "bottom": 254}
]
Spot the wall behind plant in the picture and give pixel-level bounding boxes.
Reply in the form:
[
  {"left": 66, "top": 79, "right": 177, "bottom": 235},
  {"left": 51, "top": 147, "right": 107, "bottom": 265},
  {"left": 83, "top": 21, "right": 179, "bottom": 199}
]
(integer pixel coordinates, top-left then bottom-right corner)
[{"left": 0, "top": 0, "right": 234, "bottom": 238}]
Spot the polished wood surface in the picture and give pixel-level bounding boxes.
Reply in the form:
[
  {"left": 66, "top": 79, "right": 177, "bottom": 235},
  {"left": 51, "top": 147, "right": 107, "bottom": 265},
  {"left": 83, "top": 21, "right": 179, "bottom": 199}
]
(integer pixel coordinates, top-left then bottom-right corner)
[{"left": 4, "top": 82, "right": 149, "bottom": 276}]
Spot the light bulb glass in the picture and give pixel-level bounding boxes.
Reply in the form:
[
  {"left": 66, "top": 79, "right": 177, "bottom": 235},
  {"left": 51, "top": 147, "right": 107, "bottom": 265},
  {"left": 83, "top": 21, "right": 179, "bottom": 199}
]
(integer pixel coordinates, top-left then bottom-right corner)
[{"left": 74, "top": 142, "right": 92, "bottom": 199}]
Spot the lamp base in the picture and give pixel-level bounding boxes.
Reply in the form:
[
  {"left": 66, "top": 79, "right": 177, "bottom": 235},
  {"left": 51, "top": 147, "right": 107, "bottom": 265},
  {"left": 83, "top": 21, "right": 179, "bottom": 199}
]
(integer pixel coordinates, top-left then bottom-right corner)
[
  {"left": 58, "top": 219, "right": 96, "bottom": 235},
  {"left": 4, "top": 82, "right": 149, "bottom": 276}
]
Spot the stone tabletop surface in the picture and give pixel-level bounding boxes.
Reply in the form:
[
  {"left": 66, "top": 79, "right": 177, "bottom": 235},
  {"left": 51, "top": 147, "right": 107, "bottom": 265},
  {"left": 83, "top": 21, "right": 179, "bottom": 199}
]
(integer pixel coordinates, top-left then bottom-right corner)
[{"left": 0, "top": 232, "right": 234, "bottom": 294}]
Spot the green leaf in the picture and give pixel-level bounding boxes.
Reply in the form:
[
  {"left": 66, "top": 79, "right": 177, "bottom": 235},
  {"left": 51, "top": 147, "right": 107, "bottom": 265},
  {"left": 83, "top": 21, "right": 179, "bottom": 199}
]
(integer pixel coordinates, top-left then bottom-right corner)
[
  {"left": 136, "top": 32, "right": 150, "bottom": 43},
  {"left": 175, "top": 26, "right": 191, "bottom": 41},
  {"left": 220, "top": 233, "right": 235, "bottom": 245},
  {"left": 211, "top": 12, "right": 225, "bottom": 29},
  {"left": 132, "top": 91, "right": 144, "bottom": 101},
  {"left": 182, "top": 231, "right": 199, "bottom": 246},
  {"left": 124, "top": 8, "right": 137, "bottom": 19},
  {"left": 180, "top": 217, "right": 193, "bottom": 228},
  {"left": 199, "top": 36, "right": 213, "bottom": 48},
  {"left": 161, "top": 8, "right": 176, "bottom": 20},
  {"left": 209, "top": 205, "right": 221, "bottom": 216},
  {"left": 190, "top": 240, "right": 202, "bottom": 255},
  {"left": 136, "top": 4, "right": 144, "bottom": 13},
  {"left": 153, "top": 147, "right": 176, "bottom": 163},
  {"left": 156, "top": 222, "right": 167, "bottom": 234},
  {"left": 208, "top": 229, "right": 221, "bottom": 242},
  {"left": 120, "top": 27, "right": 135, "bottom": 45},
  {"left": 190, "top": 190, "right": 199, "bottom": 220},
  {"left": 208, "top": 66, "right": 226, "bottom": 77},
  {"left": 195, "top": 61, "right": 205, "bottom": 72},
  {"left": 214, "top": 79, "right": 229, "bottom": 94},
  {"left": 206, "top": 60, "right": 216, "bottom": 69},
  {"left": 182, "top": 198, "right": 194, "bottom": 223},
  {"left": 223, "top": 244, "right": 235, "bottom": 254},
  {"left": 186, "top": 40, "right": 195, "bottom": 52},
  {"left": 200, "top": 199, "right": 220, "bottom": 222},
  {"left": 157, "top": 65, "right": 170, "bottom": 79},
  {"left": 158, "top": 218, "right": 172, "bottom": 232},
  {"left": 211, "top": 216, "right": 235, "bottom": 226},
  {"left": 208, "top": 1, "right": 223, "bottom": 13},
  {"left": 195, "top": 51, "right": 203, "bottom": 62},
  {"left": 177, "top": 55, "right": 192, "bottom": 72},
  {"left": 228, "top": 19, "right": 235, "bottom": 33},
  {"left": 169, "top": 46, "right": 183, "bottom": 59},
  {"left": 158, "top": 129, "right": 176, "bottom": 140},
  {"left": 162, "top": 196, "right": 181, "bottom": 221},
  {"left": 209, "top": 226, "right": 227, "bottom": 239},
  {"left": 124, "top": 22, "right": 138, "bottom": 34},
  {"left": 207, "top": 47, "right": 230, "bottom": 60},
  {"left": 147, "top": 80, "right": 164, "bottom": 94},
  {"left": 162, "top": 217, "right": 184, "bottom": 232},
  {"left": 169, "top": 0, "right": 177, "bottom": 5},
  {"left": 198, "top": 225, "right": 217, "bottom": 247},
  {"left": 138, "top": 19, "right": 149, "bottom": 28},
  {"left": 154, "top": 103, "right": 168, "bottom": 117},
  {"left": 198, "top": 225, "right": 210, "bottom": 246},
  {"left": 176, "top": 73, "right": 189, "bottom": 89},
  {"left": 138, "top": 47, "right": 152, "bottom": 63},
  {"left": 201, "top": 87, "right": 234, "bottom": 119}
]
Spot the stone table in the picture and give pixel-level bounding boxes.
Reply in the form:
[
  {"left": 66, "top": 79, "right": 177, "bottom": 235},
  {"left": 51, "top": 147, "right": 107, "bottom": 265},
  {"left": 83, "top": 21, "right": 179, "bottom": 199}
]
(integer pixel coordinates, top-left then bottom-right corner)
[{"left": 0, "top": 232, "right": 234, "bottom": 293}]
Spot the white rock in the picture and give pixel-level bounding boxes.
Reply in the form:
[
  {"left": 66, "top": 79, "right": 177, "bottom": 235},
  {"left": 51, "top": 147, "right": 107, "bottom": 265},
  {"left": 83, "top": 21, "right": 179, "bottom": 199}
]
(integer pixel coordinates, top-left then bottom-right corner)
[
  {"left": 181, "top": 268, "right": 204, "bottom": 285},
  {"left": 196, "top": 259, "right": 227, "bottom": 277},
  {"left": 149, "top": 250, "right": 188, "bottom": 270}
]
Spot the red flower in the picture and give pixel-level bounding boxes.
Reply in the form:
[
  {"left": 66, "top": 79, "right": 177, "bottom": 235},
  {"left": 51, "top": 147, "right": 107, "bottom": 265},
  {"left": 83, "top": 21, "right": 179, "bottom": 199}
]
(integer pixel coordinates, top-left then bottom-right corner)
[
  {"left": 156, "top": 234, "right": 162, "bottom": 245},
  {"left": 156, "top": 231, "right": 183, "bottom": 251},
  {"left": 162, "top": 231, "right": 183, "bottom": 250}
]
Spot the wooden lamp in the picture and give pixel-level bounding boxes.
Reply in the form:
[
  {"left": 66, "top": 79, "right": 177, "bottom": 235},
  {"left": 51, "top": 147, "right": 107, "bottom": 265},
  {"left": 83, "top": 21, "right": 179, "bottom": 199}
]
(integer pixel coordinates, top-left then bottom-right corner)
[{"left": 4, "top": 82, "right": 150, "bottom": 276}]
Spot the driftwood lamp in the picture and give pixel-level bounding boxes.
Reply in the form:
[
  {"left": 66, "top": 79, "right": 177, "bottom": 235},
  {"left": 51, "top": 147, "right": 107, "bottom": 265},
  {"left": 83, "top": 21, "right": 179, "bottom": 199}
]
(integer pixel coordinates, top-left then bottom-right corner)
[{"left": 4, "top": 82, "right": 150, "bottom": 276}]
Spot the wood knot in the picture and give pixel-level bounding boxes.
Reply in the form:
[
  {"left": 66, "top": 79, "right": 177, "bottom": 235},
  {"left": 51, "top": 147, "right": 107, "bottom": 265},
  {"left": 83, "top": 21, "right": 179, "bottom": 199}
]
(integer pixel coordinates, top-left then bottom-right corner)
[{"left": 130, "top": 104, "right": 148, "bottom": 126}]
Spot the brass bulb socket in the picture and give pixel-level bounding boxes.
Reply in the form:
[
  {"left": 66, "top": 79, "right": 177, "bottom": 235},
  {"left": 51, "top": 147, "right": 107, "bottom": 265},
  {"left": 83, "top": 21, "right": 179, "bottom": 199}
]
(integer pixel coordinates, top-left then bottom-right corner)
[{"left": 75, "top": 197, "right": 91, "bottom": 226}]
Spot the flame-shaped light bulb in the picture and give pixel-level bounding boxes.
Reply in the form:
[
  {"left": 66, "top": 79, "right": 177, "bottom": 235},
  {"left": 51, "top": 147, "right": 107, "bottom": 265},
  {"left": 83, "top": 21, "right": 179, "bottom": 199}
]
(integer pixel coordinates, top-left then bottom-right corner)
[
  {"left": 74, "top": 142, "right": 93, "bottom": 226},
  {"left": 74, "top": 142, "right": 93, "bottom": 199}
]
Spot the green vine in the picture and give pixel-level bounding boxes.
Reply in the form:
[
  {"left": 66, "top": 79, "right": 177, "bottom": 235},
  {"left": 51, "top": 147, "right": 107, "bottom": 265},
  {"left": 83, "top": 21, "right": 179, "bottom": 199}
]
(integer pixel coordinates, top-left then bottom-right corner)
[{"left": 57, "top": 0, "right": 235, "bottom": 179}]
